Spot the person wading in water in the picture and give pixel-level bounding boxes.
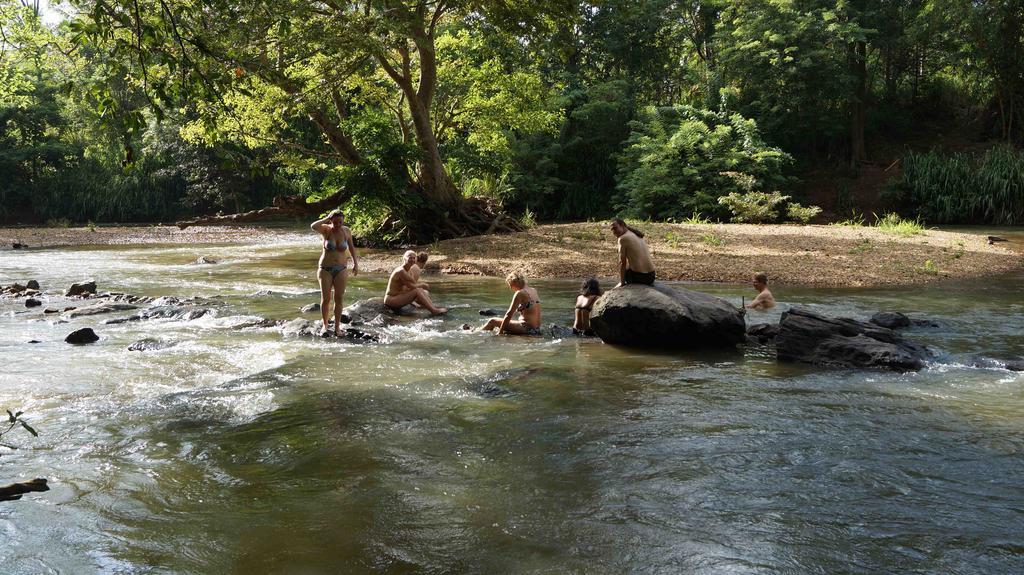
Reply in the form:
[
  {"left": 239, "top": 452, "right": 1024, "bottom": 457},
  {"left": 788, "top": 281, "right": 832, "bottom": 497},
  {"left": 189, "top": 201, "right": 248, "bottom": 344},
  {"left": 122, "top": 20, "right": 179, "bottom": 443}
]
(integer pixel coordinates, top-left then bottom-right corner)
[
  {"left": 610, "top": 218, "right": 655, "bottom": 286},
  {"left": 311, "top": 209, "right": 358, "bottom": 337}
]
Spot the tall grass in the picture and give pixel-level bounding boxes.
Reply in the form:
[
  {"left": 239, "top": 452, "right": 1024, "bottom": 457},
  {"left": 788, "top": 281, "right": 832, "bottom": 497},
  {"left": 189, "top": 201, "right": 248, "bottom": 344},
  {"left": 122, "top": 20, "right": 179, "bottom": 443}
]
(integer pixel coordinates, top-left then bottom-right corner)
[
  {"left": 893, "top": 144, "right": 1024, "bottom": 225},
  {"left": 874, "top": 213, "right": 925, "bottom": 236}
]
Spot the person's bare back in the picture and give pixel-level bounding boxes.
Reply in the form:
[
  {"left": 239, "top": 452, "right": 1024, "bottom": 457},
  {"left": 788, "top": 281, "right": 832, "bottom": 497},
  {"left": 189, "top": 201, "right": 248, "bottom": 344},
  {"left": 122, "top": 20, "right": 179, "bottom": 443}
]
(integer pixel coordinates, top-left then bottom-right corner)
[{"left": 747, "top": 273, "right": 776, "bottom": 310}]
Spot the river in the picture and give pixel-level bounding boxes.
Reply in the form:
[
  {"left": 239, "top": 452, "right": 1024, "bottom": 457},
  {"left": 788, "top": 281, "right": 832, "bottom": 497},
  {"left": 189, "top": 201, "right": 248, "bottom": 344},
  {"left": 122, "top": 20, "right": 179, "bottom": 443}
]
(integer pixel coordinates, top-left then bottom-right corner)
[{"left": 1, "top": 232, "right": 1022, "bottom": 573}]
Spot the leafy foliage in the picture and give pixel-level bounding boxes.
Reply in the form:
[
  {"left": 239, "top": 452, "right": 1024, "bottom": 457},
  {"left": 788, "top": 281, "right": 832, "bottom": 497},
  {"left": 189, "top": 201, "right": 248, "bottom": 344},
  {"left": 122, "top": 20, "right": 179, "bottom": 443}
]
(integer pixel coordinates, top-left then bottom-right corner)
[{"left": 615, "top": 104, "right": 793, "bottom": 220}]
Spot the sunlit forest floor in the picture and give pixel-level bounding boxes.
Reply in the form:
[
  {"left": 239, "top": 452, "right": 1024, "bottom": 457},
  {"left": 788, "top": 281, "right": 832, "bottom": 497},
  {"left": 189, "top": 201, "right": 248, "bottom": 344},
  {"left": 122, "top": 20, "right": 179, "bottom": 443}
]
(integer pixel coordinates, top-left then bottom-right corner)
[{"left": 2, "top": 222, "right": 1020, "bottom": 287}]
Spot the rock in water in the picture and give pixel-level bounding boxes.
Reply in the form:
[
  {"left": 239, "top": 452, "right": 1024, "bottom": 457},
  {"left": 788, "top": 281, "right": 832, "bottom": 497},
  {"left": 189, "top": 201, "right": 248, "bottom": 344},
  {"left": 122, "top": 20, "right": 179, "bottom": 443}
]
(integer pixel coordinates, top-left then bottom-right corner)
[
  {"left": 776, "top": 307, "right": 930, "bottom": 371},
  {"left": 193, "top": 256, "right": 217, "bottom": 264},
  {"left": 127, "top": 338, "right": 175, "bottom": 351},
  {"left": 343, "top": 298, "right": 414, "bottom": 323},
  {"left": 869, "top": 311, "right": 912, "bottom": 329},
  {"left": 65, "top": 328, "right": 99, "bottom": 344},
  {"left": 25, "top": 298, "right": 42, "bottom": 308},
  {"left": 589, "top": 284, "right": 746, "bottom": 349},
  {"left": 300, "top": 303, "right": 321, "bottom": 313},
  {"left": 26, "top": 280, "right": 40, "bottom": 290},
  {"left": 62, "top": 302, "right": 138, "bottom": 318},
  {"left": 66, "top": 280, "right": 97, "bottom": 297},
  {"left": 479, "top": 309, "right": 500, "bottom": 317},
  {"left": 746, "top": 323, "right": 780, "bottom": 344}
]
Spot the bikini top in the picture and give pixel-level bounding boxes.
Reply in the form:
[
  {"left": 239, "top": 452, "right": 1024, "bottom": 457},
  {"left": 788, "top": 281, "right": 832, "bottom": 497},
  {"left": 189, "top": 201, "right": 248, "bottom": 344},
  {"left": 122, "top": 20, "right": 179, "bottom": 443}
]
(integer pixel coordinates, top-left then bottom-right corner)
[
  {"left": 517, "top": 296, "right": 540, "bottom": 313},
  {"left": 324, "top": 237, "right": 349, "bottom": 252}
]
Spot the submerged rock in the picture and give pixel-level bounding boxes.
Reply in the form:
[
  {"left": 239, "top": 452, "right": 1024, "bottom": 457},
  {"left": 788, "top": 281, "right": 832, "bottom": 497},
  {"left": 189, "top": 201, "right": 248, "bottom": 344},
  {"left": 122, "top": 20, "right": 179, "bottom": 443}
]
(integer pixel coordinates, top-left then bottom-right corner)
[
  {"left": 127, "top": 338, "right": 176, "bottom": 351},
  {"left": 26, "top": 280, "right": 39, "bottom": 290},
  {"left": 193, "top": 256, "right": 218, "bottom": 265},
  {"left": 25, "top": 298, "right": 42, "bottom": 308},
  {"left": 746, "top": 323, "right": 780, "bottom": 344},
  {"left": 776, "top": 307, "right": 931, "bottom": 371},
  {"left": 869, "top": 311, "right": 912, "bottom": 329},
  {"left": 62, "top": 302, "right": 138, "bottom": 319},
  {"left": 300, "top": 303, "right": 321, "bottom": 313},
  {"left": 590, "top": 284, "right": 746, "bottom": 349},
  {"left": 970, "top": 356, "right": 1024, "bottom": 372},
  {"left": 66, "top": 280, "right": 97, "bottom": 297},
  {"left": 65, "top": 327, "right": 99, "bottom": 344},
  {"left": 479, "top": 309, "right": 500, "bottom": 317}
]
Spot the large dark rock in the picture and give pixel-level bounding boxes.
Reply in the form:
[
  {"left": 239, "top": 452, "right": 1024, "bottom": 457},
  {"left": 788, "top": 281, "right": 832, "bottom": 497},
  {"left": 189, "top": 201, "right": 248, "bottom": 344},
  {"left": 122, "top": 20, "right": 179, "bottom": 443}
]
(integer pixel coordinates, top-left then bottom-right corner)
[
  {"left": 26, "top": 280, "right": 39, "bottom": 290},
  {"left": 25, "top": 298, "right": 42, "bottom": 308},
  {"left": 65, "top": 327, "right": 99, "bottom": 344},
  {"left": 66, "top": 280, "right": 97, "bottom": 297},
  {"left": 589, "top": 284, "right": 746, "bottom": 349},
  {"left": 776, "top": 307, "right": 931, "bottom": 371}
]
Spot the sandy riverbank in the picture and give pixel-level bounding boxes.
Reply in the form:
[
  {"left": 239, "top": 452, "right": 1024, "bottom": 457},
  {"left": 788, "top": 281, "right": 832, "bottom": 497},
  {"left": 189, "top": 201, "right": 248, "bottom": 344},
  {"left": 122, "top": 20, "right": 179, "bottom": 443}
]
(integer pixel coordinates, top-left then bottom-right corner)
[{"left": 2, "top": 222, "right": 1021, "bottom": 287}]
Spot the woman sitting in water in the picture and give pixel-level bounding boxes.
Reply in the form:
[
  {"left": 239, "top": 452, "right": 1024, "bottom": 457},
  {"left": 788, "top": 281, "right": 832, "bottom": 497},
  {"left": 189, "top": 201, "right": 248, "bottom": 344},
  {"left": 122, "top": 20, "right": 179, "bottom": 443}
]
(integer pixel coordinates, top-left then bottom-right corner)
[
  {"left": 573, "top": 278, "right": 602, "bottom": 336},
  {"left": 480, "top": 271, "right": 542, "bottom": 335},
  {"left": 311, "top": 209, "right": 358, "bottom": 337}
]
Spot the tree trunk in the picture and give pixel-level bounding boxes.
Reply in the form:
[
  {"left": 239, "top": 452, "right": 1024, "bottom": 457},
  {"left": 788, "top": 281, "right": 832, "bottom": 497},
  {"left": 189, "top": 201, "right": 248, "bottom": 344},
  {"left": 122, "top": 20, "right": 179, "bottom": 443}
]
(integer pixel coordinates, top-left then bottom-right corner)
[{"left": 850, "top": 40, "right": 868, "bottom": 168}]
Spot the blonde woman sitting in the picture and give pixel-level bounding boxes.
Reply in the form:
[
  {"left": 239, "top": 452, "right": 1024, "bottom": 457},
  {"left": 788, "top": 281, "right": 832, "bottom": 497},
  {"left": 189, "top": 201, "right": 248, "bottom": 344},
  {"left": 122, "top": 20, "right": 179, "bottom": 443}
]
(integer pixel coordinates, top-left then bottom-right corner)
[{"left": 480, "top": 271, "right": 542, "bottom": 335}]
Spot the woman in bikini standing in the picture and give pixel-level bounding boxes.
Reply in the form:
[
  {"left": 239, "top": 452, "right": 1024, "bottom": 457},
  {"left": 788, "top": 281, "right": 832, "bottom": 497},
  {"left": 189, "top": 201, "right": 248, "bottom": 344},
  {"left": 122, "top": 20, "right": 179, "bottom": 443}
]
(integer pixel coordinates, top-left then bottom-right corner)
[
  {"left": 480, "top": 271, "right": 542, "bottom": 335},
  {"left": 311, "top": 209, "right": 359, "bottom": 336}
]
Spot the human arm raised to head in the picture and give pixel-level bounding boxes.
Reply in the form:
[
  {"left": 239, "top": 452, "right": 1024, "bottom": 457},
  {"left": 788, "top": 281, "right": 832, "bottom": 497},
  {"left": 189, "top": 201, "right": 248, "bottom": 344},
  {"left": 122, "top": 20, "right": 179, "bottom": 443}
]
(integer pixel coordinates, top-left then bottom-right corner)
[{"left": 311, "top": 215, "right": 333, "bottom": 233}]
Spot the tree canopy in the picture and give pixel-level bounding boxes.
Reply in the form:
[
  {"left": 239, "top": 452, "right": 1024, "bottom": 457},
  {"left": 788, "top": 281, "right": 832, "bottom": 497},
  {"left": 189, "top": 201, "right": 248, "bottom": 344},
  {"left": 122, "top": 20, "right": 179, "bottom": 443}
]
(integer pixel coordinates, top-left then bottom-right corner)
[{"left": 2, "top": 0, "right": 1022, "bottom": 234}]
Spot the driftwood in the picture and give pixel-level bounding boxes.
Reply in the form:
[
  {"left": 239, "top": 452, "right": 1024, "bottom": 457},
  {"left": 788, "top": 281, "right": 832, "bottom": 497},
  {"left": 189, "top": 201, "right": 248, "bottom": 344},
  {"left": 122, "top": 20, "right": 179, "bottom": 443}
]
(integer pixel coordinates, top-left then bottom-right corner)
[
  {"left": 0, "top": 478, "right": 49, "bottom": 502},
  {"left": 176, "top": 189, "right": 352, "bottom": 229}
]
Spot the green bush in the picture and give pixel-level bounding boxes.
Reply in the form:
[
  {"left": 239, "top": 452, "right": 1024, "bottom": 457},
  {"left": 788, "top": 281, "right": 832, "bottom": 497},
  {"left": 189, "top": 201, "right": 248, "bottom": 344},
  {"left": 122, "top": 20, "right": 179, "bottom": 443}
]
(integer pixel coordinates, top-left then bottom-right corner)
[
  {"left": 786, "top": 203, "right": 822, "bottom": 223},
  {"left": 718, "top": 191, "right": 788, "bottom": 223},
  {"left": 888, "top": 144, "right": 1024, "bottom": 225},
  {"left": 615, "top": 105, "right": 794, "bottom": 221}
]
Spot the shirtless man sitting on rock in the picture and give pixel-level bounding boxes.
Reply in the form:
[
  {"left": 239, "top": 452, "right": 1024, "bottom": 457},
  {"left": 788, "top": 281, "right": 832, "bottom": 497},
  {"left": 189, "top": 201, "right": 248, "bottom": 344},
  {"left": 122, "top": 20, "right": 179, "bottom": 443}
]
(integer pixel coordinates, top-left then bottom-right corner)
[
  {"left": 611, "top": 218, "right": 656, "bottom": 286},
  {"left": 746, "top": 272, "right": 776, "bottom": 310},
  {"left": 385, "top": 250, "right": 447, "bottom": 315}
]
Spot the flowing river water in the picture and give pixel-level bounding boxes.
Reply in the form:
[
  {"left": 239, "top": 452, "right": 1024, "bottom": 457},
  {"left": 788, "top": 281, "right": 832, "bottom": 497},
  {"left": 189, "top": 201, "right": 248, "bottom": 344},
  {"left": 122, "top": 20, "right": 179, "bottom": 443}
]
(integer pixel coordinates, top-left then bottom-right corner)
[{"left": 1, "top": 231, "right": 1023, "bottom": 574}]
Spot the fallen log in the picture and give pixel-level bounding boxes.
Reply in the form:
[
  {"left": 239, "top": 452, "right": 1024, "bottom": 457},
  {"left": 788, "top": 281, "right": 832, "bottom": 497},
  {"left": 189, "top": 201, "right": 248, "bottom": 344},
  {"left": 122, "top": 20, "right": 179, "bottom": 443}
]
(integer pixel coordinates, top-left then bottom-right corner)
[
  {"left": 0, "top": 478, "right": 49, "bottom": 502},
  {"left": 176, "top": 189, "right": 353, "bottom": 229}
]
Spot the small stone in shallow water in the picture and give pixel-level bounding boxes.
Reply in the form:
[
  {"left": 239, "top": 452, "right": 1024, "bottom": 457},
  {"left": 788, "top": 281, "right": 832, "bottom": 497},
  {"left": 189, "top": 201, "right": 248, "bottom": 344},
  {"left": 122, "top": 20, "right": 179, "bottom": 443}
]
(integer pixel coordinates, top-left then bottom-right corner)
[
  {"left": 300, "top": 303, "right": 320, "bottom": 313},
  {"left": 25, "top": 298, "right": 42, "bottom": 308},
  {"left": 66, "top": 280, "right": 97, "bottom": 297},
  {"left": 193, "top": 256, "right": 218, "bottom": 264},
  {"left": 26, "top": 280, "right": 39, "bottom": 290},
  {"left": 65, "top": 328, "right": 99, "bottom": 344},
  {"left": 43, "top": 309, "right": 59, "bottom": 314}
]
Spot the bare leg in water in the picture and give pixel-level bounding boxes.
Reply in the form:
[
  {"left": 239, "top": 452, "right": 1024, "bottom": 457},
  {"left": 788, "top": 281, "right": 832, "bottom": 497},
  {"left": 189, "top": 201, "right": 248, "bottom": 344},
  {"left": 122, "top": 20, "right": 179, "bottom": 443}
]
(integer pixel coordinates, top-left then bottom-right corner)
[
  {"left": 318, "top": 269, "right": 333, "bottom": 334},
  {"left": 332, "top": 269, "right": 348, "bottom": 336},
  {"left": 385, "top": 288, "right": 447, "bottom": 315}
]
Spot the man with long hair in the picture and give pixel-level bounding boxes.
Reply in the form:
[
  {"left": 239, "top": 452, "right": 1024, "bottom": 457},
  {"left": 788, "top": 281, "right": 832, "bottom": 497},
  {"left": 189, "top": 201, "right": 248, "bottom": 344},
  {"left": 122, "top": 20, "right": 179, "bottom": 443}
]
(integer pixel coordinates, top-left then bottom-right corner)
[{"left": 610, "top": 218, "right": 656, "bottom": 286}]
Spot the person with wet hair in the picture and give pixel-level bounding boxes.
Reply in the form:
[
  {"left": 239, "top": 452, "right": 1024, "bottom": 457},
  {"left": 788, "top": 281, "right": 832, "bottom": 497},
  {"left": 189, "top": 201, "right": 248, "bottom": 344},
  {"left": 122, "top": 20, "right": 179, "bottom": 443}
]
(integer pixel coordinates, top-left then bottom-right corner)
[
  {"left": 610, "top": 218, "right": 655, "bottom": 286},
  {"left": 410, "top": 252, "right": 429, "bottom": 286},
  {"left": 310, "top": 209, "right": 358, "bottom": 336},
  {"left": 480, "top": 271, "right": 542, "bottom": 335},
  {"left": 747, "top": 272, "right": 776, "bottom": 310},
  {"left": 384, "top": 250, "right": 447, "bottom": 315},
  {"left": 573, "top": 278, "right": 602, "bottom": 336}
]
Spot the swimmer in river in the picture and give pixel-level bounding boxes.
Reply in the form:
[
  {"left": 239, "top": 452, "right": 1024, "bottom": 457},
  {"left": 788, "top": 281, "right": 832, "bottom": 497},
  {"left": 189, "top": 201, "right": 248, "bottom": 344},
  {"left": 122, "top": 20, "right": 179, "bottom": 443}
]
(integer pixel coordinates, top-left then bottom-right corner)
[
  {"left": 746, "top": 272, "right": 776, "bottom": 310},
  {"left": 610, "top": 218, "right": 656, "bottom": 286},
  {"left": 573, "top": 277, "right": 602, "bottom": 336},
  {"left": 480, "top": 271, "right": 542, "bottom": 335},
  {"left": 311, "top": 209, "right": 358, "bottom": 337},
  {"left": 384, "top": 250, "right": 447, "bottom": 314}
]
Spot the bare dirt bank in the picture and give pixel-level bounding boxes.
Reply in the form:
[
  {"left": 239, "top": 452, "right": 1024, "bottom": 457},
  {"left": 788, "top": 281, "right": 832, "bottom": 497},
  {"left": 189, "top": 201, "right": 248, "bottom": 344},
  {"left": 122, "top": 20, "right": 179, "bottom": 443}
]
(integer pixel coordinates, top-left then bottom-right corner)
[{"left": 2, "top": 222, "right": 1020, "bottom": 287}]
